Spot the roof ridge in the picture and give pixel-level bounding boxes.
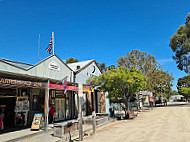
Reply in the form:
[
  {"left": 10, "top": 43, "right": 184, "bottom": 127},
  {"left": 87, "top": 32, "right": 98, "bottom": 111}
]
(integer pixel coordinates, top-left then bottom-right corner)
[{"left": 0, "top": 58, "right": 33, "bottom": 66}]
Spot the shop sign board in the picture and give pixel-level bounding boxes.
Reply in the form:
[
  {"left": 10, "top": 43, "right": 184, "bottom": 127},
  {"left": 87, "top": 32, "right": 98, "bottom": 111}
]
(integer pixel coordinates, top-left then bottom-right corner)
[
  {"left": 0, "top": 76, "right": 46, "bottom": 88},
  {"left": 83, "top": 86, "right": 92, "bottom": 92},
  {"left": 48, "top": 61, "right": 60, "bottom": 72},
  {"left": 31, "top": 113, "right": 43, "bottom": 130},
  {"left": 49, "top": 83, "right": 78, "bottom": 91}
]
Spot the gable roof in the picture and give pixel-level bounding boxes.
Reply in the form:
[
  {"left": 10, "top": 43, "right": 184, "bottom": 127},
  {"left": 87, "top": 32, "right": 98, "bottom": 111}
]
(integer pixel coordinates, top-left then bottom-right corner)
[
  {"left": 0, "top": 58, "right": 33, "bottom": 70},
  {"left": 0, "top": 54, "right": 72, "bottom": 71},
  {"left": 67, "top": 59, "right": 102, "bottom": 74}
]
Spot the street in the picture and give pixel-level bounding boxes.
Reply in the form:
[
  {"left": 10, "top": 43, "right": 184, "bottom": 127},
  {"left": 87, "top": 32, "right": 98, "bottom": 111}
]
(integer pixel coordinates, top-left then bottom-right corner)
[{"left": 84, "top": 102, "right": 190, "bottom": 142}]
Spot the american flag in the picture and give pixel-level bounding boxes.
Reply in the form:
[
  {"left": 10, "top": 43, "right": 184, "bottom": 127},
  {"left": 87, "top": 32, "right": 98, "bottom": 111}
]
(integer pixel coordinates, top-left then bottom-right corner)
[
  {"left": 62, "top": 78, "right": 67, "bottom": 94},
  {"left": 46, "top": 36, "right": 53, "bottom": 54}
]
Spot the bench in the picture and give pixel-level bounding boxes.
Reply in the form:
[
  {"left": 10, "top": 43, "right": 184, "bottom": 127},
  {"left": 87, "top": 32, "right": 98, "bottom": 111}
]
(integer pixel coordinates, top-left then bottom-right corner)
[{"left": 53, "top": 119, "right": 79, "bottom": 140}]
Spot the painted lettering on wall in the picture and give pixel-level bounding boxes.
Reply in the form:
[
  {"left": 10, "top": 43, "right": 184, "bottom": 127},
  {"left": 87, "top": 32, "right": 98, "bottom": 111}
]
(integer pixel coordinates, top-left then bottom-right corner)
[{"left": 0, "top": 77, "right": 46, "bottom": 88}]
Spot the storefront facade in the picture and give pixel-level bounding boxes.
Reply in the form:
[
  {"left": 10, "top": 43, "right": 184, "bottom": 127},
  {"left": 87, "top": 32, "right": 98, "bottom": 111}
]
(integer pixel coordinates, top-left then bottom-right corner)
[
  {"left": 0, "top": 75, "right": 46, "bottom": 131},
  {"left": 68, "top": 60, "right": 110, "bottom": 115},
  {"left": 0, "top": 55, "right": 74, "bottom": 132}
]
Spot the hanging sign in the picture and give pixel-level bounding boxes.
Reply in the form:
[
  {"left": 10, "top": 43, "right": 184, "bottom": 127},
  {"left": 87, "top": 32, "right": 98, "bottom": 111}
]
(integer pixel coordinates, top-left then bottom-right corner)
[{"left": 31, "top": 113, "right": 43, "bottom": 130}]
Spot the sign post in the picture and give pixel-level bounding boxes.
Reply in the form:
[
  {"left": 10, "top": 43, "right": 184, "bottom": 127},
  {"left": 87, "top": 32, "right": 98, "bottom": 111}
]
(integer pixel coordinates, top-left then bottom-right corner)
[{"left": 78, "top": 83, "right": 83, "bottom": 141}]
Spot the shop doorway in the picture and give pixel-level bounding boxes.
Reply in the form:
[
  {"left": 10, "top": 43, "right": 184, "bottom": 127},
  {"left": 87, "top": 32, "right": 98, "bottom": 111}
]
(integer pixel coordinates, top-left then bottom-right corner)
[{"left": 0, "top": 97, "right": 16, "bottom": 130}]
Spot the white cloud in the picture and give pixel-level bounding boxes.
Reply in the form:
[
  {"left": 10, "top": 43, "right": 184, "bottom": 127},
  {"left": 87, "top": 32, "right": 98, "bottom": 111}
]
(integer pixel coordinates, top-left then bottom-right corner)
[{"left": 158, "top": 58, "right": 173, "bottom": 65}]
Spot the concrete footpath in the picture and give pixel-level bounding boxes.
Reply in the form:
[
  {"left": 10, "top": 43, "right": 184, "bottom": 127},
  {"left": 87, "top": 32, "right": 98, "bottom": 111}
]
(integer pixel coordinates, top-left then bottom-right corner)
[
  {"left": 0, "top": 122, "right": 106, "bottom": 142},
  {"left": 0, "top": 124, "right": 57, "bottom": 142}
]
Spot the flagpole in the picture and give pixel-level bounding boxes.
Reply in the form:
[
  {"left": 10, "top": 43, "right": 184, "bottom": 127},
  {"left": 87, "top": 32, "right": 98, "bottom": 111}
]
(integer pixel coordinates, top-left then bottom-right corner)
[
  {"left": 52, "top": 32, "right": 54, "bottom": 55},
  {"left": 38, "top": 33, "right": 40, "bottom": 62}
]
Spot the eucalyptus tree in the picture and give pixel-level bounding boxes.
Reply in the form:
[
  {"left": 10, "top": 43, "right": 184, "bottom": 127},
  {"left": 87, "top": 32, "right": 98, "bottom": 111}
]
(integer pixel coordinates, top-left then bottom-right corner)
[
  {"left": 169, "top": 13, "right": 190, "bottom": 74},
  {"left": 117, "top": 50, "right": 160, "bottom": 91}
]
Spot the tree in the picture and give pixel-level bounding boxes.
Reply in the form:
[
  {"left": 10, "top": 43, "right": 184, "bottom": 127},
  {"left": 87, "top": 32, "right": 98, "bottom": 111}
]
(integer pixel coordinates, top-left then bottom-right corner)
[
  {"left": 170, "top": 90, "right": 179, "bottom": 96},
  {"left": 154, "top": 70, "right": 174, "bottom": 95},
  {"left": 169, "top": 13, "right": 190, "bottom": 74},
  {"left": 92, "top": 67, "right": 147, "bottom": 118},
  {"left": 107, "top": 65, "right": 117, "bottom": 70},
  {"left": 98, "top": 63, "right": 117, "bottom": 72},
  {"left": 117, "top": 50, "right": 161, "bottom": 91},
  {"left": 177, "top": 75, "right": 190, "bottom": 97},
  {"left": 98, "top": 63, "right": 107, "bottom": 72},
  {"left": 179, "top": 87, "right": 190, "bottom": 97},
  {"left": 66, "top": 57, "right": 79, "bottom": 64}
]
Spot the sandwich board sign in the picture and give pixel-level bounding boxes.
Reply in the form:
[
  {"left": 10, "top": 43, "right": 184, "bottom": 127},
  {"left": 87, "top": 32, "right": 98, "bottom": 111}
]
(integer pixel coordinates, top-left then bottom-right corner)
[{"left": 31, "top": 113, "right": 43, "bottom": 130}]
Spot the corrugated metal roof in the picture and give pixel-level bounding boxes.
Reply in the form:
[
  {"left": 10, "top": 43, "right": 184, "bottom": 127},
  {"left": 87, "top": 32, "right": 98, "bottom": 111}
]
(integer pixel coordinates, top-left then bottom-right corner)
[
  {"left": 0, "top": 58, "right": 33, "bottom": 70},
  {"left": 67, "top": 60, "right": 94, "bottom": 72}
]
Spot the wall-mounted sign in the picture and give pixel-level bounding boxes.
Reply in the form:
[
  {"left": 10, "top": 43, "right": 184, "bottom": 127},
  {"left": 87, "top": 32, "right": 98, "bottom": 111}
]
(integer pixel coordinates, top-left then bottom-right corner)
[
  {"left": 49, "top": 83, "right": 78, "bottom": 91},
  {"left": 48, "top": 61, "right": 60, "bottom": 72},
  {"left": 0, "top": 77, "right": 46, "bottom": 88},
  {"left": 83, "top": 86, "right": 92, "bottom": 92}
]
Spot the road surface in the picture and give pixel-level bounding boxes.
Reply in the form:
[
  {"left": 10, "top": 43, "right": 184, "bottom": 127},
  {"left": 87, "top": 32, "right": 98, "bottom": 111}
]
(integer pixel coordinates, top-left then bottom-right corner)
[{"left": 84, "top": 102, "right": 190, "bottom": 142}]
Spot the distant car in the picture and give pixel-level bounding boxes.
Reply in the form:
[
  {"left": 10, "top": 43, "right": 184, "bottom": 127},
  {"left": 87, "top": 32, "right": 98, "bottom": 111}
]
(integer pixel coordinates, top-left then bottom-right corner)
[{"left": 155, "top": 97, "right": 162, "bottom": 106}]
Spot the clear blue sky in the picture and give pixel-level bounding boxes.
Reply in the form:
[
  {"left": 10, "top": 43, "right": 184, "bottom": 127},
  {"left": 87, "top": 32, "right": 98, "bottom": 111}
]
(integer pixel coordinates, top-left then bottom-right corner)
[{"left": 0, "top": 0, "right": 189, "bottom": 90}]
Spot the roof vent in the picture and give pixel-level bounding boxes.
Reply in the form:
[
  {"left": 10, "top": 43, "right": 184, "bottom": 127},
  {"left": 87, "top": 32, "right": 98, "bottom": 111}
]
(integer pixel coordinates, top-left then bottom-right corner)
[{"left": 76, "top": 65, "right": 80, "bottom": 70}]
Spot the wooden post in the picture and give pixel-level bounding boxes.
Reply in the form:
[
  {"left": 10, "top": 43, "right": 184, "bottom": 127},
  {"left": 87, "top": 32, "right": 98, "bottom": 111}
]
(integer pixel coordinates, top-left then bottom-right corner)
[
  {"left": 78, "top": 83, "right": 83, "bottom": 141},
  {"left": 79, "top": 96, "right": 83, "bottom": 141},
  {"left": 44, "top": 80, "right": 49, "bottom": 133},
  {"left": 92, "top": 88, "right": 96, "bottom": 134}
]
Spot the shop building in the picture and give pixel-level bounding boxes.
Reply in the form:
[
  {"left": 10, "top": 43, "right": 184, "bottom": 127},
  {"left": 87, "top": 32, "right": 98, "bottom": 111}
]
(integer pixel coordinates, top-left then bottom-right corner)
[
  {"left": 67, "top": 60, "right": 110, "bottom": 116},
  {"left": 0, "top": 55, "right": 76, "bottom": 132}
]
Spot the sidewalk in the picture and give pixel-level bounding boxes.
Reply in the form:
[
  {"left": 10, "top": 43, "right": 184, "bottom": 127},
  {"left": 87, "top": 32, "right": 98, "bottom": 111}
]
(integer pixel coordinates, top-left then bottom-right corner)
[
  {"left": 0, "top": 124, "right": 55, "bottom": 142},
  {"left": 0, "top": 121, "right": 107, "bottom": 142}
]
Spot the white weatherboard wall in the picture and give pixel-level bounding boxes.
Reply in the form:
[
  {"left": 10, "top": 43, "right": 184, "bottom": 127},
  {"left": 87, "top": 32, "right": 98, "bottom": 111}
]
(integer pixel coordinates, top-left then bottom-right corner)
[
  {"left": 0, "top": 55, "right": 72, "bottom": 82},
  {"left": 29, "top": 56, "right": 72, "bottom": 81},
  {"left": 75, "top": 62, "right": 101, "bottom": 84}
]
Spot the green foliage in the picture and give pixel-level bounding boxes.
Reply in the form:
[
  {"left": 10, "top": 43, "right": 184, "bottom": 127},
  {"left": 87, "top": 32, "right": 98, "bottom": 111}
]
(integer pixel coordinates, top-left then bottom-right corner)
[
  {"left": 179, "top": 87, "right": 190, "bottom": 97},
  {"left": 66, "top": 57, "right": 79, "bottom": 64},
  {"left": 177, "top": 75, "right": 190, "bottom": 88},
  {"left": 117, "top": 50, "right": 174, "bottom": 92},
  {"left": 98, "top": 63, "right": 117, "bottom": 72},
  {"left": 169, "top": 13, "right": 190, "bottom": 74},
  {"left": 163, "top": 93, "right": 171, "bottom": 100},
  {"left": 177, "top": 75, "right": 190, "bottom": 97},
  {"left": 98, "top": 63, "right": 107, "bottom": 72},
  {"left": 92, "top": 67, "right": 147, "bottom": 114},
  {"left": 170, "top": 90, "right": 179, "bottom": 95}
]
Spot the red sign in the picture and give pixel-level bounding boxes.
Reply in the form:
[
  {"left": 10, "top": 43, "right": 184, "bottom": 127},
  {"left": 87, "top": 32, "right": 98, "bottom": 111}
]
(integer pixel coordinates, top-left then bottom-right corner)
[{"left": 49, "top": 83, "right": 78, "bottom": 91}]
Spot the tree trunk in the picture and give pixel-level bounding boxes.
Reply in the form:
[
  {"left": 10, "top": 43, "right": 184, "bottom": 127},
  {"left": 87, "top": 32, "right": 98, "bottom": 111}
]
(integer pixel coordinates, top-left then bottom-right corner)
[{"left": 123, "top": 98, "right": 129, "bottom": 119}]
